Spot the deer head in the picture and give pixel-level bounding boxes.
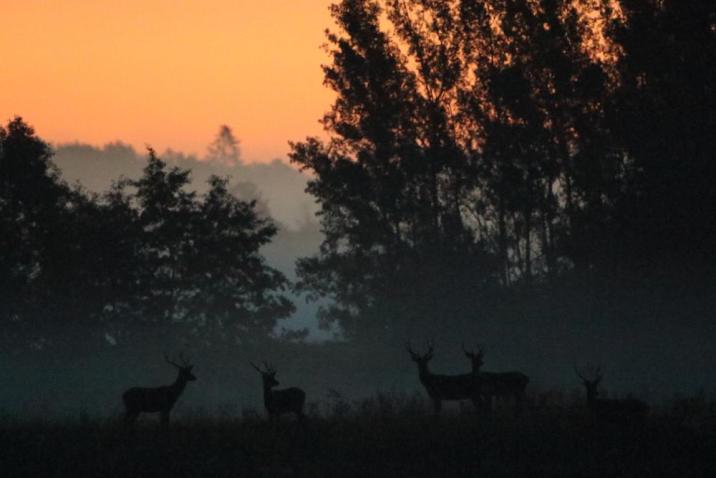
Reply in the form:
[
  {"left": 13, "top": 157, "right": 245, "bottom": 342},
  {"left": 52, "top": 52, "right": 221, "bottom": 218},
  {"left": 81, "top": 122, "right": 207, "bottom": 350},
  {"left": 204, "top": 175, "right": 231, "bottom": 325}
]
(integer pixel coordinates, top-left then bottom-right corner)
[
  {"left": 462, "top": 343, "right": 485, "bottom": 372},
  {"left": 165, "top": 352, "right": 196, "bottom": 382},
  {"left": 407, "top": 341, "right": 434, "bottom": 371},
  {"left": 575, "top": 364, "right": 602, "bottom": 399},
  {"left": 250, "top": 361, "right": 279, "bottom": 388}
]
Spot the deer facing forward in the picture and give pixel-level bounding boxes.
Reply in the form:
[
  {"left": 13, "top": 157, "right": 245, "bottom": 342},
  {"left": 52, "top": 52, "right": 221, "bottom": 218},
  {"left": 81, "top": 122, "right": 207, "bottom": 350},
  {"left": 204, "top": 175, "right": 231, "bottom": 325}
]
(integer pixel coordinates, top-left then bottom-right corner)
[
  {"left": 464, "top": 344, "right": 529, "bottom": 414},
  {"left": 575, "top": 365, "right": 648, "bottom": 423},
  {"left": 122, "top": 353, "right": 196, "bottom": 429},
  {"left": 250, "top": 361, "right": 306, "bottom": 419},
  {"left": 408, "top": 342, "right": 484, "bottom": 415}
]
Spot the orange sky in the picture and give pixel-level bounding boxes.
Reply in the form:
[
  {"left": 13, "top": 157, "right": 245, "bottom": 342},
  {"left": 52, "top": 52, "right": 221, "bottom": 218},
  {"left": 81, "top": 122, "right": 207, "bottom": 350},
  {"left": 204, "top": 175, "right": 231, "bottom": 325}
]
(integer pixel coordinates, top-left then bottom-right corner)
[{"left": 1, "top": 1, "right": 335, "bottom": 163}]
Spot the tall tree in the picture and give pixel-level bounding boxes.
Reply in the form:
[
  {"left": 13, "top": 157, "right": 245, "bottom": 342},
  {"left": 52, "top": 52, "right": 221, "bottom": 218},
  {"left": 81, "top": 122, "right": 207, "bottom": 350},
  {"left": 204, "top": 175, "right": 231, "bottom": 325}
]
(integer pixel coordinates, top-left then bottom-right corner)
[
  {"left": 0, "top": 118, "right": 72, "bottom": 333},
  {"left": 206, "top": 125, "right": 242, "bottom": 167},
  {"left": 606, "top": 0, "right": 716, "bottom": 283}
]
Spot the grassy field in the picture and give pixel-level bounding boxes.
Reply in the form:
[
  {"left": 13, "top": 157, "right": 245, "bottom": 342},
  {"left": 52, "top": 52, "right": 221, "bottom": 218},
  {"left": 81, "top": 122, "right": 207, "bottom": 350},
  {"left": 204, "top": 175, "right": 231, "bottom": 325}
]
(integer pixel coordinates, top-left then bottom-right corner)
[{"left": 2, "top": 392, "right": 715, "bottom": 478}]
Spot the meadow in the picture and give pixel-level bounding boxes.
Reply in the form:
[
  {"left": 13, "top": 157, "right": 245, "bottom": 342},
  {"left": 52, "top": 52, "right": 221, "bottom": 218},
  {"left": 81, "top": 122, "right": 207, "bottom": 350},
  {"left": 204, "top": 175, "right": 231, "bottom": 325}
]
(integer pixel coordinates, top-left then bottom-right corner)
[{"left": 2, "top": 391, "right": 715, "bottom": 478}]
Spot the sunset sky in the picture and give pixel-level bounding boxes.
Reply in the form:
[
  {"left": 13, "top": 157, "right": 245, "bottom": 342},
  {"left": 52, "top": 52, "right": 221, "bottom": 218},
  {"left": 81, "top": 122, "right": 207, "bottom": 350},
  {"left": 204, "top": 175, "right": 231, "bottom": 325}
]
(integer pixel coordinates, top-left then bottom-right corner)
[{"left": 1, "top": 1, "right": 335, "bottom": 163}]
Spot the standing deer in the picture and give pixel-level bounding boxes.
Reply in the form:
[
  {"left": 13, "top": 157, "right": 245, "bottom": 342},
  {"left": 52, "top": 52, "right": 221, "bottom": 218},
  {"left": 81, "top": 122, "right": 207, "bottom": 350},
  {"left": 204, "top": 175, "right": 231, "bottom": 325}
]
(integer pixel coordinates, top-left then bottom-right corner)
[
  {"left": 250, "top": 361, "right": 306, "bottom": 419},
  {"left": 464, "top": 344, "right": 529, "bottom": 414},
  {"left": 122, "top": 353, "right": 196, "bottom": 430},
  {"left": 575, "top": 365, "right": 648, "bottom": 422},
  {"left": 408, "top": 342, "right": 484, "bottom": 415}
]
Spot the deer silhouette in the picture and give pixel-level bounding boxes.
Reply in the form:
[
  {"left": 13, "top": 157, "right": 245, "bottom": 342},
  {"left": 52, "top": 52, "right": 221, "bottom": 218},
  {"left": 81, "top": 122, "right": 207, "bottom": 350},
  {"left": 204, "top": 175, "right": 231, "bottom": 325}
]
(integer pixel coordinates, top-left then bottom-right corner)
[
  {"left": 250, "top": 361, "right": 306, "bottom": 419},
  {"left": 575, "top": 365, "right": 648, "bottom": 423},
  {"left": 122, "top": 353, "right": 196, "bottom": 429},
  {"left": 464, "top": 344, "right": 528, "bottom": 414},
  {"left": 408, "top": 341, "right": 484, "bottom": 415}
]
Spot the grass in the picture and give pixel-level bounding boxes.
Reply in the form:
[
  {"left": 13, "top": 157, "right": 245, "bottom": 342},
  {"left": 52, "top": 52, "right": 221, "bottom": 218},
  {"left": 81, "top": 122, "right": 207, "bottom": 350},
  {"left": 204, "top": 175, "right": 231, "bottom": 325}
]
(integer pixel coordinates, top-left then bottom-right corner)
[{"left": 2, "top": 392, "right": 715, "bottom": 477}]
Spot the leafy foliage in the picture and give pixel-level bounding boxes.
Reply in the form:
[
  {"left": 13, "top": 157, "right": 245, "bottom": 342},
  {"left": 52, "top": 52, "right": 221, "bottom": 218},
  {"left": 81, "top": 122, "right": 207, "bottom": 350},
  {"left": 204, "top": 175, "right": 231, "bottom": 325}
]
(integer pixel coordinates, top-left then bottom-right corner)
[
  {"left": 291, "top": 0, "right": 716, "bottom": 340},
  {"left": 0, "top": 121, "right": 292, "bottom": 349}
]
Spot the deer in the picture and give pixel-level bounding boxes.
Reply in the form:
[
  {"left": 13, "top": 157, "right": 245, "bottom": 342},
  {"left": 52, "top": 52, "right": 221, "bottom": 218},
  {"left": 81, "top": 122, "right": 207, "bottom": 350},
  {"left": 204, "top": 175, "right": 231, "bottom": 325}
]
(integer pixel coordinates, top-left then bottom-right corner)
[
  {"left": 407, "top": 341, "right": 485, "bottom": 415},
  {"left": 575, "top": 364, "right": 649, "bottom": 423},
  {"left": 250, "top": 361, "right": 306, "bottom": 419},
  {"left": 122, "top": 353, "right": 196, "bottom": 430},
  {"left": 463, "top": 344, "right": 529, "bottom": 414}
]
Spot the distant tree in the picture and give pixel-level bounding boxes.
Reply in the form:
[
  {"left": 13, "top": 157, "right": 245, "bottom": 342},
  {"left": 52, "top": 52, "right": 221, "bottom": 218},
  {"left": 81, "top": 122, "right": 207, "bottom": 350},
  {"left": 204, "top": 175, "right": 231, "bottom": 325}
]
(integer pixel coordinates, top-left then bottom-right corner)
[{"left": 206, "top": 125, "right": 242, "bottom": 167}]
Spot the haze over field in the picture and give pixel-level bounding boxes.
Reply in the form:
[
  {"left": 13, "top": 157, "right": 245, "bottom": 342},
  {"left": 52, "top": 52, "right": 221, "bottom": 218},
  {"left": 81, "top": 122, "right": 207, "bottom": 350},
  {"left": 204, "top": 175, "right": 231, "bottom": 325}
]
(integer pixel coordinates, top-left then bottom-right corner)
[{"left": 1, "top": 1, "right": 715, "bottom": 445}]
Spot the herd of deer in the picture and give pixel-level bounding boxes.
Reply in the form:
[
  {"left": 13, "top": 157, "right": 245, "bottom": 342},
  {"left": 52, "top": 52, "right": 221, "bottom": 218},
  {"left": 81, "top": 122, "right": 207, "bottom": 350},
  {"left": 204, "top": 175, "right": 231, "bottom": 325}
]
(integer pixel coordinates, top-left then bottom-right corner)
[{"left": 122, "top": 346, "right": 649, "bottom": 430}]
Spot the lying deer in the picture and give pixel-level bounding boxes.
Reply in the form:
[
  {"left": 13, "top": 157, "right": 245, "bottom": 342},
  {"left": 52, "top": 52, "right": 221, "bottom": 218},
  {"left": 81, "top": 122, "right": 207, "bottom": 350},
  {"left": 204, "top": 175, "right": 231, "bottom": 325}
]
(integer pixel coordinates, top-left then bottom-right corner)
[
  {"left": 575, "top": 365, "right": 649, "bottom": 423},
  {"left": 464, "top": 344, "right": 529, "bottom": 414},
  {"left": 250, "top": 361, "right": 306, "bottom": 419},
  {"left": 122, "top": 353, "right": 196, "bottom": 429},
  {"left": 408, "top": 341, "right": 484, "bottom": 415}
]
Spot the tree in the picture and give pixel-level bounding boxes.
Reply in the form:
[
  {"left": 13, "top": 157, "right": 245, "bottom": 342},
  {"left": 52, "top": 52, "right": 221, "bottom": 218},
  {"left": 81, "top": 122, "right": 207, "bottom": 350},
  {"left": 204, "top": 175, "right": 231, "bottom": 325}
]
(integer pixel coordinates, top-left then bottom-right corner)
[
  {"left": 606, "top": 0, "right": 716, "bottom": 283},
  {"left": 127, "top": 149, "right": 293, "bottom": 342},
  {"left": 0, "top": 118, "right": 72, "bottom": 331},
  {"left": 131, "top": 148, "right": 197, "bottom": 323},
  {"left": 206, "top": 125, "right": 242, "bottom": 167},
  {"left": 290, "top": 0, "right": 501, "bottom": 341},
  {"left": 186, "top": 176, "right": 294, "bottom": 341},
  {"left": 290, "top": 0, "right": 635, "bottom": 339}
]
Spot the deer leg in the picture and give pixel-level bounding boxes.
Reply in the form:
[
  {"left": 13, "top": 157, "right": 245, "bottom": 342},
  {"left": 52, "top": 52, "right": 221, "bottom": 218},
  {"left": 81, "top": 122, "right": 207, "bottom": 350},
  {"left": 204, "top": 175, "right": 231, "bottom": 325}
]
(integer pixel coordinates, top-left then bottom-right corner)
[
  {"left": 160, "top": 411, "right": 170, "bottom": 430},
  {"left": 515, "top": 391, "right": 525, "bottom": 416},
  {"left": 124, "top": 410, "right": 138, "bottom": 428},
  {"left": 483, "top": 394, "right": 494, "bottom": 414},
  {"left": 432, "top": 399, "right": 442, "bottom": 416}
]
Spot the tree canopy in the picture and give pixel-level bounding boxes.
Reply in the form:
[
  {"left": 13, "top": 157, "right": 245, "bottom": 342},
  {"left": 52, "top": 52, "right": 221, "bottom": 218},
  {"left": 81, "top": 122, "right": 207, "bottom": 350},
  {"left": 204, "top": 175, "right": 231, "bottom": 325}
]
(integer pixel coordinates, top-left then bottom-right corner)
[
  {"left": 0, "top": 122, "right": 293, "bottom": 351},
  {"left": 290, "top": 0, "right": 716, "bottom": 341}
]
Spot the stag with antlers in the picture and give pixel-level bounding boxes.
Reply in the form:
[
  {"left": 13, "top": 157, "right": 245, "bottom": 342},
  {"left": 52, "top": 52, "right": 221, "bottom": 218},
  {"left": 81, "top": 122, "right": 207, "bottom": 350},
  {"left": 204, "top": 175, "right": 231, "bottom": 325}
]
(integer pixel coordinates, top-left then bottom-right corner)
[
  {"left": 575, "top": 364, "right": 648, "bottom": 423},
  {"left": 464, "top": 344, "right": 529, "bottom": 414},
  {"left": 250, "top": 361, "right": 306, "bottom": 419},
  {"left": 408, "top": 341, "right": 484, "bottom": 415},
  {"left": 122, "top": 353, "right": 196, "bottom": 430}
]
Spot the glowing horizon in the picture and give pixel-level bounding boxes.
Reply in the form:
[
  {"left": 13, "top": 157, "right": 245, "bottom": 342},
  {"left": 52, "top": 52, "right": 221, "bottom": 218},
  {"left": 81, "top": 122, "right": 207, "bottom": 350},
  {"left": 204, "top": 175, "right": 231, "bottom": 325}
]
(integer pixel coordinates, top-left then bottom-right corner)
[{"left": 1, "top": 1, "right": 335, "bottom": 163}]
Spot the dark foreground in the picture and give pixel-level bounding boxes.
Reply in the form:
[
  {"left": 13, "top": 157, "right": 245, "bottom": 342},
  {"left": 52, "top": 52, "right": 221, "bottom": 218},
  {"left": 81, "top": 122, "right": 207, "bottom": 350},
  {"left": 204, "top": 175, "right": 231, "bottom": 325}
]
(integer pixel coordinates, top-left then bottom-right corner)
[{"left": 2, "top": 398, "right": 715, "bottom": 478}]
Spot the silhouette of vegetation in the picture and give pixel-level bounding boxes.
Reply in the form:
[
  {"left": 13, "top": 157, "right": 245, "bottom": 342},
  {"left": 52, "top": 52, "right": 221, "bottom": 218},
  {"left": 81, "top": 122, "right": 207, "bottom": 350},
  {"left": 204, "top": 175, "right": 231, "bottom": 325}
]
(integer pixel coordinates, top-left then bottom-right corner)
[
  {"left": 1, "top": 1, "right": 715, "bottom": 475},
  {"left": 290, "top": 0, "right": 716, "bottom": 344},
  {"left": 0, "top": 121, "right": 293, "bottom": 350},
  {"left": 2, "top": 395, "right": 716, "bottom": 477}
]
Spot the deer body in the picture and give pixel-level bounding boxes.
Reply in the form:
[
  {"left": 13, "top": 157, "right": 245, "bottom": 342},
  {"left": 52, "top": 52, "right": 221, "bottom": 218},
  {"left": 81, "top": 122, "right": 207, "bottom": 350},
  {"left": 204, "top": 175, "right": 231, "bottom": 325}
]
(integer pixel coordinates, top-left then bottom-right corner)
[
  {"left": 465, "top": 345, "right": 528, "bottom": 413},
  {"left": 408, "top": 343, "right": 483, "bottom": 415},
  {"left": 577, "top": 366, "right": 648, "bottom": 423},
  {"left": 251, "top": 362, "right": 306, "bottom": 418},
  {"left": 122, "top": 354, "right": 196, "bottom": 429}
]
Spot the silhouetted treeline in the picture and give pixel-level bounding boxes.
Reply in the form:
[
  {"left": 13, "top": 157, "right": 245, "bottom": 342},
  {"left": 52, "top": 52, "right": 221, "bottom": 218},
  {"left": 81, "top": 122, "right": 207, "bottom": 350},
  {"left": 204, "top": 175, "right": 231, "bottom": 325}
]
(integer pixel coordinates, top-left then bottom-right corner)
[
  {"left": 0, "top": 118, "right": 293, "bottom": 351},
  {"left": 290, "top": 0, "right": 716, "bottom": 341}
]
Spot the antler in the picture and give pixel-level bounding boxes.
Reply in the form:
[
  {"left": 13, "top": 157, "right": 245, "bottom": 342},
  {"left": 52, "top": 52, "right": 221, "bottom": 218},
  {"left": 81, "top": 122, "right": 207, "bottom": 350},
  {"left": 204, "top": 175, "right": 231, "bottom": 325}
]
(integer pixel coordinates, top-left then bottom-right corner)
[
  {"left": 250, "top": 361, "right": 276, "bottom": 374},
  {"left": 462, "top": 342, "right": 483, "bottom": 358},
  {"left": 424, "top": 340, "right": 434, "bottom": 360},
  {"left": 178, "top": 352, "right": 192, "bottom": 367},
  {"left": 165, "top": 352, "right": 192, "bottom": 369},
  {"left": 164, "top": 353, "right": 181, "bottom": 369},
  {"left": 407, "top": 340, "right": 434, "bottom": 361},
  {"left": 575, "top": 364, "right": 602, "bottom": 382}
]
